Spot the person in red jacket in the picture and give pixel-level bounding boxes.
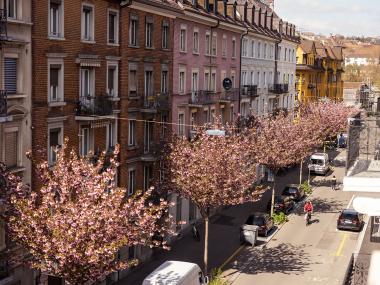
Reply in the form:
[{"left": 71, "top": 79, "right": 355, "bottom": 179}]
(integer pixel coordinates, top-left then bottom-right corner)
[{"left": 304, "top": 201, "right": 314, "bottom": 225}]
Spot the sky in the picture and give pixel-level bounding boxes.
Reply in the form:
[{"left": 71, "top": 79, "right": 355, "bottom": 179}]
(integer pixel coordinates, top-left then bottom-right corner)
[{"left": 274, "top": 0, "right": 380, "bottom": 37}]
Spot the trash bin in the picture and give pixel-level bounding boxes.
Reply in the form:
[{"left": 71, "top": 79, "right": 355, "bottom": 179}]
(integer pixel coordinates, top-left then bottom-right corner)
[{"left": 241, "top": 224, "right": 259, "bottom": 246}]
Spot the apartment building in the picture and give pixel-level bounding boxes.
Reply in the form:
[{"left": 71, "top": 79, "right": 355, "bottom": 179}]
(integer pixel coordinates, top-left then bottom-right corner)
[{"left": 0, "top": 0, "right": 34, "bottom": 284}]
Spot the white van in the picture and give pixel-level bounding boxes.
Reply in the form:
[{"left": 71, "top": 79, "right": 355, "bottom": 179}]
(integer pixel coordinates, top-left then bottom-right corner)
[
  {"left": 142, "top": 261, "right": 209, "bottom": 285},
  {"left": 308, "top": 153, "right": 330, "bottom": 175}
]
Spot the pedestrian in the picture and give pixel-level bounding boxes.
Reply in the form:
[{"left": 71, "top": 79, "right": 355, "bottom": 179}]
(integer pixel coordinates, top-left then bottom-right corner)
[{"left": 331, "top": 175, "right": 337, "bottom": 190}]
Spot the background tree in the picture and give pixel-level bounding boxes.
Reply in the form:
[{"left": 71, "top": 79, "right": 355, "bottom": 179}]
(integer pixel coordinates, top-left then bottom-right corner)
[
  {"left": 168, "top": 124, "right": 262, "bottom": 274},
  {"left": 1, "top": 142, "right": 172, "bottom": 285},
  {"left": 247, "top": 112, "right": 316, "bottom": 216}
]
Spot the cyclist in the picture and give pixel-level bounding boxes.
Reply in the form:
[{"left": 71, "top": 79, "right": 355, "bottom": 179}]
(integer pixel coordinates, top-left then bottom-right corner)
[{"left": 304, "top": 201, "right": 314, "bottom": 226}]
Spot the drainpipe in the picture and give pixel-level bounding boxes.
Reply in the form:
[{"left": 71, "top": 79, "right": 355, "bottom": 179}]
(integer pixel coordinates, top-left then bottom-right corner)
[
  {"left": 238, "top": 27, "right": 249, "bottom": 114},
  {"left": 209, "top": 18, "right": 220, "bottom": 95}
]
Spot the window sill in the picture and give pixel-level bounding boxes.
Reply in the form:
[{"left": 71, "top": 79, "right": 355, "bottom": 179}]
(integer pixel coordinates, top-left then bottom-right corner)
[
  {"left": 49, "top": 101, "right": 66, "bottom": 107},
  {"left": 145, "top": 47, "right": 155, "bottom": 50},
  {"left": 81, "top": 39, "right": 96, "bottom": 44},
  {"left": 128, "top": 96, "right": 140, "bottom": 100},
  {"left": 48, "top": 35, "right": 66, "bottom": 41},
  {"left": 193, "top": 52, "right": 199, "bottom": 55},
  {"left": 128, "top": 45, "right": 140, "bottom": 48},
  {"left": 128, "top": 145, "right": 139, "bottom": 151},
  {"left": 162, "top": 48, "right": 171, "bottom": 52},
  {"left": 110, "top": 97, "right": 120, "bottom": 102},
  {"left": 7, "top": 18, "right": 33, "bottom": 26},
  {"left": 179, "top": 50, "right": 187, "bottom": 54},
  {"left": 7, "top": 166, "right": 26, "bottom": 174},
  {"left": 107, "top": 42, "right": 120, "bottom": 47},
  {"left": 7, "top": 93, "right": 27, "bottom": 99}
]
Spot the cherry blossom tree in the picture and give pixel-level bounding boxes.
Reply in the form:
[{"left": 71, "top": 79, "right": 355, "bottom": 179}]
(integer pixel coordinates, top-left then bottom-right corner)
[
  {"left": 168, "top": 124, "right": 262, "bottom": 274},
  {"left": 1, "top": 141, "right": 172, "bottom": 285},
  {"left": 247, "top": 112, "right": 317, "bottom": 215}
]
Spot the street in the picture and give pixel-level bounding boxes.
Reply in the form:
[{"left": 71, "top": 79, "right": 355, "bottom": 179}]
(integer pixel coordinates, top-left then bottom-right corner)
[{"left": 223, "top": 150, "right": 362, "bottom": 285}]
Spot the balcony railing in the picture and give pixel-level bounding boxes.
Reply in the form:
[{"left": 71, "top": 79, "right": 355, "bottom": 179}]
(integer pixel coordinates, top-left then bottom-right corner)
[
  {"left": 268, "top": 84, "right": 289, "bottom": 94},
  {"left": 76, "top": 95, "right": 113, "bottom": 117},
  {"left": 220, "top": 88, "right": 239, "bottom": 101},
  {"left": 0, "top": 90, "right": 7, "bottom": 117},
  {"left": 141, "top": 93, "right": 170, "bottom": 110},
  {"left": 241, "top": 85, "right": 258, "bottom": 97},
  {"left": 189, "top": 90, "right": 217, "bottom": 105},
  {"left": 0, "top": 9, "right": 7, "bottom": 41}
]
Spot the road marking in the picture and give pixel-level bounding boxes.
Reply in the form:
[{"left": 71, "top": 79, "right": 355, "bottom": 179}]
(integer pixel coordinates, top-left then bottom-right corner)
[
  {"left": 347, "top": 194, "right": 355, "bottom": 209},
  {"left": 335, "top": 233, "right": 349, "bottom": 257},
  {"left": 220, "top": 245, "right": 244, "bottom": 270}
]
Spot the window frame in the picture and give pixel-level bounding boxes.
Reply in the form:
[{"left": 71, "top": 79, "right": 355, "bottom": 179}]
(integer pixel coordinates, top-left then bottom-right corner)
[
  {"left": 162, "top": 20, "right": 169, "bottom": 49},
  {"left": 193, "top": 29, "right": 199, "bottom": 54},
  {"left": 7, "top": 0, "right": 17, "bottom": 19},
  {"left": 48, "top": 58, "right": 64, "bottom": 104},
  {"left": 107, "top": 61, "right": 118, "bottom": 97},
  {"left": 179, "top": 68, "right": 186, "bottom": 94},
  {"left": 47, "top": 123, "right": 63, "bottom": 165},
  {"left": 48, "top": 0, "right": 64, "bottom": 38},
  {"left": 129, "top": 14, "right": 138, "bottom": 46},
  {"left": 178, "top": 113, "right": 185, "bottom": 136},
  {"left": 81, "top": 3, "right": 95, "bottom": 42},
  {"left": 128, "top": 119, "right": 136, "bottom": 146},
  {"left": 145, "top": 16, "right": 154, "bottom": 48},
  {"left": 3, "top": 127, "right": 20, "bottom": 169},
  {"left": 232, "top": 38, "right": 236, "bottom": 58},
  {"left": 180, "top": 26, "right": 187, "bottom": 52},
  {"left": 107, "top": 9, "right": 119, "bottom": 45}
]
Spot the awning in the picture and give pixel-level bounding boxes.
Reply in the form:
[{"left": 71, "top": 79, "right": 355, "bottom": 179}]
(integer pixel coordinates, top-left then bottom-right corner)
[
  {"left": 75, "top": 58, "right": 101, "bottom": 67},
  {"left": 91, "top": 120, "right": 110, "bottom": 129}
]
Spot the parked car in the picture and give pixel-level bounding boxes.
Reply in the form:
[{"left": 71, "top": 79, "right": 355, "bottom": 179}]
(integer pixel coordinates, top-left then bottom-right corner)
[
  {"left": 267, "top": 195, "right": 295, "bottom": 214},
  {"left": 337, "top": 209, "right": 363, "bottom": 232},
  {"left": 282, "top": 184, "right": 305, "bottom": 202},
  {"left": 242, "top": 212, "right": 274, "bottom": 237},
  {"left": 308, "top": 152, "right": 330, "bottom": 175}
]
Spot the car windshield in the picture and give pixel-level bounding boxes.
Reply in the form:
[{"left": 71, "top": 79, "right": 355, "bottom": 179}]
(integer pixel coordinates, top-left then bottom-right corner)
[
  {"left": 285, "top": 187, "right": 298, "bottom": 194},
  {"left": 311, "top": 159, "right": 324, "bottom": 166},
  {"left": 342, "top": 212, "right": 358, "bottom": 220},
  {"left": 246, "top": 216, "right": 265, "bottom": 226},
  {"left": 274, "top": 196, "right": 283, "bottom": 203}
]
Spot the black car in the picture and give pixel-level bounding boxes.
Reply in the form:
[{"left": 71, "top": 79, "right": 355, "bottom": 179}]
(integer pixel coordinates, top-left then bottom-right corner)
[
  {"left": 337, "top": 209, "right": 363, "bottom": 232},
  {"left": 267, "top": 195, "right": 295, "bottom": 214},
  {"left": 282, "top": 184, "right": 305, "bottom": 202},
  {"left": 243, "top": 212, "right": 274, "bottom": 237}
]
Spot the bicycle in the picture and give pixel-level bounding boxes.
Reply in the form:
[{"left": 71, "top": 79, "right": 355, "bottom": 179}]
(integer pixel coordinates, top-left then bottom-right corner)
[{"left": 305, "top": 211, "right": 312, "bottom": 226}]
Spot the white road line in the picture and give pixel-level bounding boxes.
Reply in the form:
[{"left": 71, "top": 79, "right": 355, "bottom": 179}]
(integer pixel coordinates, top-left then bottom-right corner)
[{"left": 347, "top": 194, "right": 355, "bottom": 209}]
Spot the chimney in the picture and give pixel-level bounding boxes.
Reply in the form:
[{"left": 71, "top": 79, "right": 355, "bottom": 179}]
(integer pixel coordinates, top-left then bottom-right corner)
[
  {"left": 223, "top": 0, "right": 227, "bottom": 17},
  {"left": 258, "top": 8, "right": 261, "bottom": 27},
  {"left": 214, "top": 0, "right": 218, "bottom": 15},
  {"left": 264, "top": 10, "right": 268, "bottom": 28},
  {"left": 233, "top": 1, "right": 237, "bottom": 20},
  {"left": 270, "top": 13, "right": 273, "bottom": 30},
  {"left": 251, "top": 5, "right": 255, "bottom": 25},
  {"left": 285, "top": 22, "right": 288, "bottom": 35},
  {"left": 244, "top": 2, "right": 248, "bottom": 22}
]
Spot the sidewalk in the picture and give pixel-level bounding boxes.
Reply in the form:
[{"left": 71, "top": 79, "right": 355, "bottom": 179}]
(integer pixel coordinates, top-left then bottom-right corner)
[{"left": 115, "top": 161, "right": 309, "bottom": 284}]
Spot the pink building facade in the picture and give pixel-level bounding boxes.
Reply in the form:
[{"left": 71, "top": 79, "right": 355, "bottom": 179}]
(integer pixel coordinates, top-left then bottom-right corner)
[{"left": 171, "top": 3, "right": 245, "bottom": 138}]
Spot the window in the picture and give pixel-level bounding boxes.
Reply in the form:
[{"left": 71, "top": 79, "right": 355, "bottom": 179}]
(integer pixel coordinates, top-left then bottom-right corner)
[
  {"left": 250, "top": 71, "right": 254, "bottom": 85},
  {"left": 178, "top": 113, "right": 185, "bottom": 136},
  {"left": 241, "top": 71, "right": 247, "bottom": 85},
  {"left": 144, "top": 121, "right": 154, "bottom": 153},
  {"left": 144, "top": 70, "right": 153, "bottom": 99},
  {"left": 204, "top": 72, "right": 210, "bottom": 90},
  {"left": 242, "top": 39, "right": 248, "bottom": 57},
  {"left": 7, "top": 0, "right": 17, "bottom": 19},
  {"left": 4, "top": 129, "right": 18, "bottom": 168},
  {"left": 210, "top": 109, "right": 215, "bottom": 123},
  {"left": 48, "top": 126, "right": 62, "bottom": 165},
  {"left": 4, "top": 57, "right": 17, "bottom": 94},
  {"left": 193, "top": 30, "right": 199, "bottom": 53},
  {"left": 145, "top": 17, "right": 153, "bottom": 48},
  {"left": 80, "top": 127, "right": 91, "bottom": 156},
  {"left": 191, "top": 72, "right": 198, "bottom": 92},
  {"left": 251, "top": 40, "right": 255, "bottom": 57},
  {"left": 210, "top": 72, "right": 216, "bottom": 92},
  {"left": 128, "top": 120, "right": 136, "bottom": 146},
  {"left": 263, "top": 72, "right": 266, "bottom": 87},
  {"left": 108, "top": 11, "right": 118, "bottom": 44},
  {"left": 160, "top": 114, "right": 168, "bottom": 138},
  {"left": 49, "top": 64, "right": 62, "bottom": 102},
  {"left": 80, "top": 68, "right": 94, "bottom": 98},
  {"left": 161, "top": 70, "right": 168, "bottom": 94},
  {"left": 49, "top": 0, "right": 63, "bottom": 37},
  {"left": 180, "top": 27, "right": 186, "bottom": 52},
  {"left": 128, "top": 169, "right": 136, "bottom": 196},
  {"left": 162, "top": 20, "right": 169, "bottom": 49},
  {"left": 284, "top": 48, "right": 287, "bottom": 61},
  {"left": 264, "top": 43, "right": 267, "bottom": 58},
  {"left": 189, "top": 200, "right": 197, "bottom": 221},
  {"left": 81, "top": 5, "right": 94, "bottom": 41},
  {"left": 257, "top": 42, "right": 261, "bottom": 58},
  {"left": 143, "top": 165, "right": 153, "bottom": 192},
  {"left": 205, "top": 33, "right": 211, "bottom": 55},
  {"left": 231, "top": 73, "right": 235, "bottom": 88},
  {"left": 222, "top": 36, "right": 227, "bottom": 57},
  {"left": 179, "top": 70, "right": 185, "bottom": 93},
  {"left": 176, "top": 196, "right": 182, "bottom": 231},
  {"left": 129, "top": 15, "right": 138, "bottom": 46},
  {"left": 107, "top": 123, "right": 115, "bottom": 150},
  {"left": 129, "top": 69, "right": 137, "bottom": 96},
  {"left": 256, "top": 71, "right": 260, "bottom": 86},
  {"left": 211, "top": 33, "right": 217, "bottom": 56},
  {"left": 230, "top": 105, "right": 234, "bottom": 121},
  {"left": 232, "top": 39, "right": 236, "bottom": 58},
  {"left": 107, "top": 64, "right": 118, "bottom": 97}
]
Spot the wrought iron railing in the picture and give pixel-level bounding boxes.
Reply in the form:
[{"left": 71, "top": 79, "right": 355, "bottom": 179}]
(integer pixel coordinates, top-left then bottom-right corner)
[
  {"left": 241, "top": 85, "right": 258, "bottom": 97},
  {"left": 0, "top": 90, "right": 7, "bottom": 117},
  {"left": 141, "top": 93, "right": 170, "bottom": 110},
  {"left": 268, "top": 84, "right": 289, "bottom": 94},
  {"left": 76, "top": 95, "right": 114, "bottom": 116},
  {"left": 189, "top": 90, "right": 216, "bottom": 105},
  {"left": 0, "top": 9, "right": 7, "bottom": 41}
]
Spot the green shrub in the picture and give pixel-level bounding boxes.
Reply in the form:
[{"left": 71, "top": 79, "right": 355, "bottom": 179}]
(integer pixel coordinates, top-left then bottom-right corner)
[
  {"left": 209, "top": 268, "right": 229, "bottom": 285},
  {"left": 300, "top": 181, "right": 312, "bottom": 195},
  {"left": 272, "top": 212, "right": 288, "bottom": 225}
]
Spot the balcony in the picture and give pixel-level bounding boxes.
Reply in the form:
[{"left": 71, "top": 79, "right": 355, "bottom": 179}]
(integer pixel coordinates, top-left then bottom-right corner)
[
  {"left": 220, "top": 88, "right": 239, "bottom": 102},
  {"left": 75, "top": 95, "right": 114, "bottom": 119},
  {"left": 0, "top": 9, "right": 7, "bottom": 41},
  {"left": 308, "top": 83, "right": 316, "bottom": 89},
  {"left": 0, "top": 90, "right": 7, "bottom": 119},
  {"left": 189, "top": 91, "right": 217, "bottom": 105},
  {"left": 141, "top": 93, "right": 170, "bottom": 112},
  {"left": 268, "top": 84, "right": 289, "bottom": 94},
  {"left": 241, "top": 85, "right": 258, "bottom": 98}
]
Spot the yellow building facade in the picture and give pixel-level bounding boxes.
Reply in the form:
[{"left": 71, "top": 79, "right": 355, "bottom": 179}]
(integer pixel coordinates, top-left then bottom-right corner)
[{"left": 296, "top": 38, "right": 344, "bottom": 103}]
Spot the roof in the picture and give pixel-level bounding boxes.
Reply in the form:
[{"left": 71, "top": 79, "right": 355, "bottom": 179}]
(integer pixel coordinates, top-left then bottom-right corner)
[
  {"left": 300, "top": 39, "right": 315, "bottom": 54},
  {"left": 143, "top": 261, "right": 200, "bottom": 284},
  {"left": 344, "top": 82, "right": 364, "bottom": 89}
]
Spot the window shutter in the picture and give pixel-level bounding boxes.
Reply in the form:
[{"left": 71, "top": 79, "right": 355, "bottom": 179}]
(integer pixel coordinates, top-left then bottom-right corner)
[
  {"left": 4, "top": 58, "right": 17, "bottom": 94},
  {"left": 4, "top": 131, "right": 18, "bottom": 168}
]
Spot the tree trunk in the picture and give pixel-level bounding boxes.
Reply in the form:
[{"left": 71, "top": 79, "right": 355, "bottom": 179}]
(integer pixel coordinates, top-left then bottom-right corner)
[
  {"left": 203, "top": 215, "right": 209, "bottom": 275},
  {"left": 299, "top": 159, "right": 303, "bottom": 185},
  {"left": 270, "top": 176, "right": 276, "bottom": 217}
]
